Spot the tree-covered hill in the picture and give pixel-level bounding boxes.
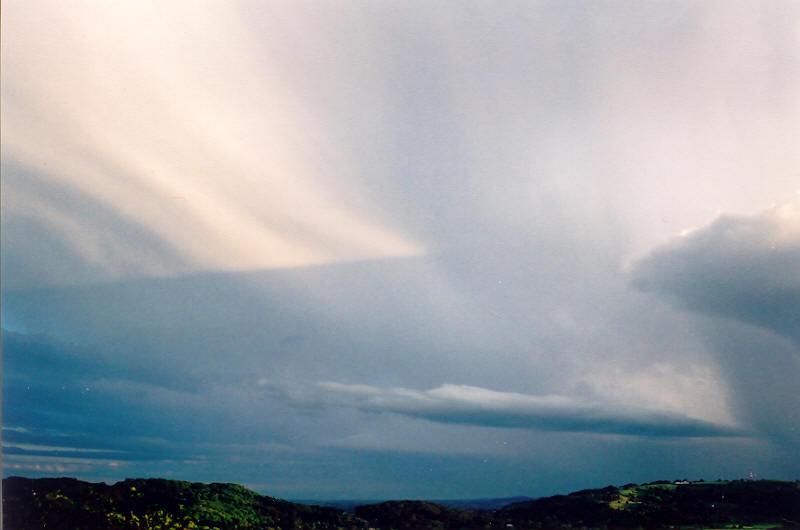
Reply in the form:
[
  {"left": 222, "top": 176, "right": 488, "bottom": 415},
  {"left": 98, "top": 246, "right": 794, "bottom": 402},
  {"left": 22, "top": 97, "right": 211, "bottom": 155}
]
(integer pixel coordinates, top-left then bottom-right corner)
[
  {"left": 3, "top": 476, "right": 800, "bottom": 529},
  {"left": 497, "top": 480, "right": 800, "bottom": 529},
  {"left": 2, "top": 476, "right": 367, "bottom": 530},
  {"left": 354, "top": 500, "right": 493, "bottom": 529}
]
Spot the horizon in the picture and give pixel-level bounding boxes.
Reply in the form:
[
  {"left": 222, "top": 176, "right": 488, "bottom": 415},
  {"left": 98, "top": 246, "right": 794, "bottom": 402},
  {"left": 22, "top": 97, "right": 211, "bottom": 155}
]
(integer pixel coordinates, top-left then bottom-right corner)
[
  {"left": 3, "top": 1, "right": 800, "bottom": 500},
  {"left": 4, "top": 474, "right": 795, "bottom": 504}
]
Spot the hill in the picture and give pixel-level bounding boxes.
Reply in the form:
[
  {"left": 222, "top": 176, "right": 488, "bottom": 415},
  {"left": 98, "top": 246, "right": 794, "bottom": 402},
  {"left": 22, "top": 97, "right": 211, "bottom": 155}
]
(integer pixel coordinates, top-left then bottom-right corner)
[
  {"left": 298, "top": 496, "right": 532, "bottom": 513},
  {"left": 2, "top": 476, "right": 366, "bottom": 530},
  {"left": 3, "top": 476, "right": 800, "bottom": 529},
  {"left": 497, "top": 480, "right": 800, "bottom": 529}
]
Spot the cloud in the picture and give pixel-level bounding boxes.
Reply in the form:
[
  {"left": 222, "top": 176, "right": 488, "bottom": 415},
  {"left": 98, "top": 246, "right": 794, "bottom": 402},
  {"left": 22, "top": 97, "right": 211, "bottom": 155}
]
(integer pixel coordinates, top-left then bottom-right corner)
[
  {"left": 632, "top": 197, "right": 800, "bottom": 343},
  {"left": 5, "top": 1, "right": 800, "bottom": 291},
  {"left": 2, "top": 1, "right": 423, "bottom": 289},
  {"left": 631, "top": 199, "right": 800, "bottom": 448},
  {"left": 4, "top": 0, "right": 800, "bottom": 498},
  {"left": 262, "top": 380, "right": 743, "bottom": 438}
]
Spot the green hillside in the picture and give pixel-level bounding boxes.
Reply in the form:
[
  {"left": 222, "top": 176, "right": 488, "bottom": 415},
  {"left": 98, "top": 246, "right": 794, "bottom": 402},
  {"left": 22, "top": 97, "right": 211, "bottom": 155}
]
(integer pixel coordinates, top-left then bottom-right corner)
[
  {"left": 2, "top": 477, "right": 366, "bottom": 530},
  {"left": 497, "top": 480, "right": 800, "bottom": 529},
  {"left": 3, "top": 476, "right": 800, "bottom": 529}
]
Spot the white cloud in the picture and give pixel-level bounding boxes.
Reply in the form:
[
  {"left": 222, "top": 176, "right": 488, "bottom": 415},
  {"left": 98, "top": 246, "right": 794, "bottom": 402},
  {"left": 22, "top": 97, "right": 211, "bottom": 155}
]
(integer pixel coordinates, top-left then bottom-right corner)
[
  {"left": 576, "top": 361, "right": 736, "bottom": 426},
  {"left": 263, "top": 380, "right": 743, "bottom": 438}
]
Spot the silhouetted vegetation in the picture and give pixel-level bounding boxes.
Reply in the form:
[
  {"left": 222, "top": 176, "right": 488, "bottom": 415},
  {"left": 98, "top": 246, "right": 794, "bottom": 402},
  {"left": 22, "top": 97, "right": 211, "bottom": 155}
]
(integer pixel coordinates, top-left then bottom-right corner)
[
  {"left": 354, "top": 500, "right": 494, "bottom": 529},
  {"left": 497, "top": 479, "right": 800, "bottom": 529},
  {"left": 2, "top": 477, "right": 366, "bottom": 529},
  {"left": 4, "top": 476, "right": 800, "bottom": 529}
]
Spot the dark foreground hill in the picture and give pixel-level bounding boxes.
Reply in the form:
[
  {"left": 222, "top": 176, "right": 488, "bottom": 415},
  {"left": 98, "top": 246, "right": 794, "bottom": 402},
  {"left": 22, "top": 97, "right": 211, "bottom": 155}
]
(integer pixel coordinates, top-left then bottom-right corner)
[
  {"left": 497, "top": 480, "right": 800, "bottom": 529},
  {"left": 2, "top": 477, "right": 366, "bottom": 530},
  {"left": 3, "top": 476, "right": 800, "bottom": 529}
]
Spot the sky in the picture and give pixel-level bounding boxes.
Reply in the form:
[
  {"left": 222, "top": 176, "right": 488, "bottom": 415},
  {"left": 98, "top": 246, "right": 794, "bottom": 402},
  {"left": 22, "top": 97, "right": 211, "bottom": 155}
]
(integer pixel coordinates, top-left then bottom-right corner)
[{"left": 2, "top": 0, "right": 800, "bottom": 500}]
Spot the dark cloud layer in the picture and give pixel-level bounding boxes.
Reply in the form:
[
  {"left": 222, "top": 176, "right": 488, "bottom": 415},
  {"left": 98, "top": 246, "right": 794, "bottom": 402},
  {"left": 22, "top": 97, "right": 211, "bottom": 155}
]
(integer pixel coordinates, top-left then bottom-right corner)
[
  {"left": 633, "top": 199, "right": 800, "bottom": 343},
  {"left": 3, "top": 328, "right": 778, "bottom": 499},
  {"left": 5, "top": 212, "right": 799, "bottom": 494},
  {"left": 631, "top": 199, "right": 800, "bottom": 451}
]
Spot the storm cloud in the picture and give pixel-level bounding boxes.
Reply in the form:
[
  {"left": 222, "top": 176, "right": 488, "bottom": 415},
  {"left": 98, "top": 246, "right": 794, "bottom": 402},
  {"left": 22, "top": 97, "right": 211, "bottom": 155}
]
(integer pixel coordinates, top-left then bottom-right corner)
[
  {"left": 3, "top": 0, "right": 800, "bottom": 498},
  {"left": 631, "top": 199, "right": 800, "bottom": 450},
  {"left": 633, "top": 198, "right": 800, "bottom": 343}
]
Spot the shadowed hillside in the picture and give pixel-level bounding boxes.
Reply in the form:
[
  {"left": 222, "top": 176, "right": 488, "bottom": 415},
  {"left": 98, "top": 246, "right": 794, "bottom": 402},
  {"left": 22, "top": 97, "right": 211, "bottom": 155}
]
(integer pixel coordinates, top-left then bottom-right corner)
[
  {"left": 354, "top": 500, "right": 494, "bottom": 529},
  {"left": 497, "top": 480, "right": 800, "bottom": 529},
  {"left": 2, "top": 477, "right": 367, "bottom": 530},
  {"left": 4, "top": 476, "right": 800, "bottom": 529}
]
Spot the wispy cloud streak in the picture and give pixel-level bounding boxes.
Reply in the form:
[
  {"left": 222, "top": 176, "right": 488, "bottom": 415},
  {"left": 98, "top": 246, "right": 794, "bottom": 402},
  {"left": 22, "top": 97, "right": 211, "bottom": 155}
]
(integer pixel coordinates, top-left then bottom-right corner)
[
  {"left": 2, "top": 1, "right": 422, "bottom": 288},
  {"left": 263, "top": 380, "right": 743, "bottom": 438}
]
